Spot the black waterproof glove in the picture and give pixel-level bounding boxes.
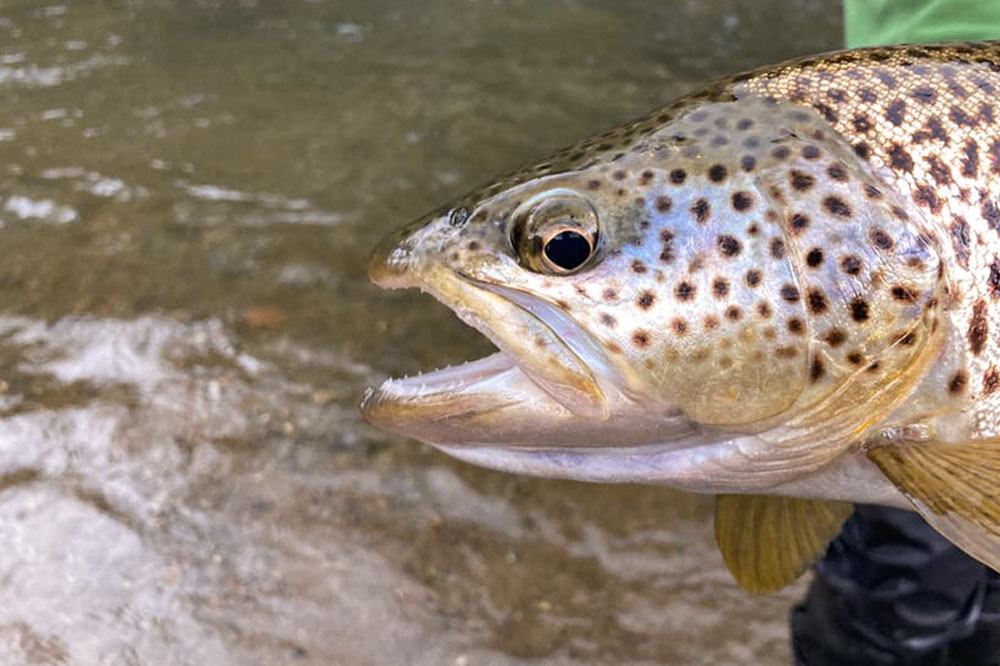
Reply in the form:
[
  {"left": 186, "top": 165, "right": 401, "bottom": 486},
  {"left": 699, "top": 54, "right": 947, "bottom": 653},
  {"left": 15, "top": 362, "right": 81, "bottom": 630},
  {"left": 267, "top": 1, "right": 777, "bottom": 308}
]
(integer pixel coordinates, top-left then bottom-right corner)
[{"left": 791, "top": 505, "right": 1000, "bottom": 665}]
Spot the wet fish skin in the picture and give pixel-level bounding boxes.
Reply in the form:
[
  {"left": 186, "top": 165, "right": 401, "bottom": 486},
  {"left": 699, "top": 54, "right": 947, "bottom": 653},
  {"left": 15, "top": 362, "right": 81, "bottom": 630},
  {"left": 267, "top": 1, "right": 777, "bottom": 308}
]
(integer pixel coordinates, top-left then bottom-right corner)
[{"left": 364, "top": 42, "right": 1000, "bottom": 590}]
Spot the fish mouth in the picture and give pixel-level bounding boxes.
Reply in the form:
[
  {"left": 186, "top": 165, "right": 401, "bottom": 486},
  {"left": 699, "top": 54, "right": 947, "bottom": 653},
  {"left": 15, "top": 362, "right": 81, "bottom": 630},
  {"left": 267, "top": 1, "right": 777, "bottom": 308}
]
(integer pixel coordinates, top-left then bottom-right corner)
[{"left": 361, "top": 243, "right": 620, "bottom": 444}]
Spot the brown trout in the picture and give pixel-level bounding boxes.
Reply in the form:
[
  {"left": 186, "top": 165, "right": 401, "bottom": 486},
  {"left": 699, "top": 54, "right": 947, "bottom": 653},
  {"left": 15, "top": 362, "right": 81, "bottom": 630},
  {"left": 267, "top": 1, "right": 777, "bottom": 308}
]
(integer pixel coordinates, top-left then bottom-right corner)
[{"left": 361, "top": 42, "right": 1000, "bottom": 592}]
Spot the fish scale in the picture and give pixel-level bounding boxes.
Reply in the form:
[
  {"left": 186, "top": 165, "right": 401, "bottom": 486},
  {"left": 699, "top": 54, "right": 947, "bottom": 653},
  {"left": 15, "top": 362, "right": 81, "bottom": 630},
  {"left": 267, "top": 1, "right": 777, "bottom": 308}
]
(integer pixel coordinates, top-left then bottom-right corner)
[{"left": 364, "top": 42, "right": 1000, "bottom": 591}]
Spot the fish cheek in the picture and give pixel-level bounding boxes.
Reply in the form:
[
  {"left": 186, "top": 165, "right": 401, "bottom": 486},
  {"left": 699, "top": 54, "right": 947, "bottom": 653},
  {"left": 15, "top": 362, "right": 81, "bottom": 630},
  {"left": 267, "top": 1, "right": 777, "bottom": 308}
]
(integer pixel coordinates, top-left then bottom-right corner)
[{"left": 634, "top": 213, "right": 809, "bottom": 426}]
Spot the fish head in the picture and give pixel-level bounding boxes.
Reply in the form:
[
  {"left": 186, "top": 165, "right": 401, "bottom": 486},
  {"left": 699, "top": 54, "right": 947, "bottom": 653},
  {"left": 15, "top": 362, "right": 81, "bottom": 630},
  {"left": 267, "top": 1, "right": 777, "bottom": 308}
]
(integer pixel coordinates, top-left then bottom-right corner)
[{"left": 363, "top": 96, "right": 945, "bottom": 464}]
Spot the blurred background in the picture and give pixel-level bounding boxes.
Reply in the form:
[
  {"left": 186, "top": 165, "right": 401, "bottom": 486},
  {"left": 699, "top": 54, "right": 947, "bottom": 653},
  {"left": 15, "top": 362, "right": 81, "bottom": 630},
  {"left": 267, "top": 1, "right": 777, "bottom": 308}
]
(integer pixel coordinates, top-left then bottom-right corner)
[{"left": 0, "top": 1, "right": 842, "bottom": 664}]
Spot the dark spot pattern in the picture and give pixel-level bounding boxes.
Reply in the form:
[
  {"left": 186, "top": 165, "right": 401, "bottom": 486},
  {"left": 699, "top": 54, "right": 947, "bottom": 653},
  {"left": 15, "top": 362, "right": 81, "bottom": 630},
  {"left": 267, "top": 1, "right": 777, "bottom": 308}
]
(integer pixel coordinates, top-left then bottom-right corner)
[
  {"left": 891, "top": 284, "right": 918, "bottom": 303},
  {"left": 789, "top": 170, "right": 815, "bottom": 191},
  {"left": 886, "top": 99, "right": 906, "bottom": 125},
  {"left": 659, "top": 230, "right": 675, "bottom": 264},
  {"left": 968, "top": 300, "right": 988, "bottom": 355},
  {"left": 807, "top": 288, "right": 828, "bottom": 314},
  {"left": 841, "top": 255, "right": 863, "bottom": 275},
  {"left": 888, "top": 144, "right": 914, "bottom": 172},
  {"left": 770, "top": 238, "right": 786, "bottom": 259},
  {"left": 826, "top": 164, "right": 849, "bottom": 181},
  {"left": 824, "top": 329, "right": 846, "bottom": 347},
  {"left": 732, "top": 191, "right": 754, "bottom": 211},
  {"left": 708, "top": 164, "right": 728, "bottom": 182},
  {"left": 718, "top": 235, "right": 742, "bottom": 257},
  {"left": 949, "top": 370, "right": 968, "bottom": 395},
  {"left": 985, "top": 367, "right": 1000, "bottom": 395},
  {"left": 632, "top": 329, "right": 651, "bottom": 347},
  {"left": 870, "top": 228, "right": 894, "bottom": 250},
  {"left": 675, "top": 281, "right": 696, "bottom": 301},
  {"left": 780, "top": 284, "right": 800, "bottom": 303},
  {"left": 810, "top": 357, "right": 825, "bottom": 382},
  {"left": 790, "top": 213, "right": 810, "bottom": 233},
  {"left": 691, "top": 198, "right": 711, "bottom": 223},
  {"left": 823, "top": 195, "right": 852, "bottom": 218},
  {"left": 806, "top": 247, "right": 824, "bottom": 267},
  {"left": 989, "top": 258, "right": 1000, "bottom": 299},
  {"left": 637, "top": 291, "right": 656, "bottom": 310},
  {"left": 849, "top": 297, "right": 870, "bottom": 322}
]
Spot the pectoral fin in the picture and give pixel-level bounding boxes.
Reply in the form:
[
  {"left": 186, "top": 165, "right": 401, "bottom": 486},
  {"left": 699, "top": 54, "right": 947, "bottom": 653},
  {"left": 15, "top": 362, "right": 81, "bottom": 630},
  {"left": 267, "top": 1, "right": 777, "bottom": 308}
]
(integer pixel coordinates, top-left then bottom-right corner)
[
  {"left": 715, "top": 494, "right": 854, "bottom": 593},
  {"left": 867, "top": 439, "right": 1000, "bottom": 572}
]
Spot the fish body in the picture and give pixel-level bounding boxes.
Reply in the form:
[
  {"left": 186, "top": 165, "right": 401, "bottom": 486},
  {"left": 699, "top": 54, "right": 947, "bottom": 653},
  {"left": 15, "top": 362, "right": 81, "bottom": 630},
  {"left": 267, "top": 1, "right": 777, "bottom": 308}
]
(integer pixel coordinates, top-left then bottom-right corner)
[{"left": 362, "top": 42, "right": 1000, "bottom": 591}]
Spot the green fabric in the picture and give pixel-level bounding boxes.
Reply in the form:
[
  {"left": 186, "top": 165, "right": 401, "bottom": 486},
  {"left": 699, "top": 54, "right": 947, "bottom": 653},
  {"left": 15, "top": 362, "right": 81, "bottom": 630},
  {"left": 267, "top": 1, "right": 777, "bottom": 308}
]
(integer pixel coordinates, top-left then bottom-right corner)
[{"left": 845, "top": 0, "right": 1000, "bottom": 48}]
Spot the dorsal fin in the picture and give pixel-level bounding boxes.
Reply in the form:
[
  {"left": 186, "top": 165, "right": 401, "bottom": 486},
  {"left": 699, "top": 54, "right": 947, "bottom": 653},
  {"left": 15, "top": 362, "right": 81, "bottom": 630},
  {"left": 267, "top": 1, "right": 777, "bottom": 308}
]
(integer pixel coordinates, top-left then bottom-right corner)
[
  {"left": 715, "top": 494, "right": 854, "bottom": 593},
  {"left": 867, "top": 438, "right": 1000, "bottom": 572}
]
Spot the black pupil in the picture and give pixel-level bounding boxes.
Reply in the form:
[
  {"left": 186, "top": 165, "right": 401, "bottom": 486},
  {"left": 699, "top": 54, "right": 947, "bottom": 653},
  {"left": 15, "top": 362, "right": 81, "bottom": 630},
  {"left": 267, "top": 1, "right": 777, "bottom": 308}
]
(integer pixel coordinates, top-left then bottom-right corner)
[{"left": 543, "top": 230, "right": 591, "bottom": 270}]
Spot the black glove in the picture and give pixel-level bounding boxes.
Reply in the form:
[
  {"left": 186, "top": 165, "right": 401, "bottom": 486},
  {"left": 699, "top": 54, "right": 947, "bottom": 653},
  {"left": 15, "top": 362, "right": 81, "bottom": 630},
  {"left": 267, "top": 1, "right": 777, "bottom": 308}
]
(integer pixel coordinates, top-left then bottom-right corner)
[{"left": 791, "top": 504, "right": 1000, "bottom": 665}]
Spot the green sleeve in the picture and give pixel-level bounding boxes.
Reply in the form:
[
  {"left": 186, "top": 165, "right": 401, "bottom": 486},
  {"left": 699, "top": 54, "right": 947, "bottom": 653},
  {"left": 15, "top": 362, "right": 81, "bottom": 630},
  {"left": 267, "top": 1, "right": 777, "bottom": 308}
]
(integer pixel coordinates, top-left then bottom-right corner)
[{"left": 845, "top": 0, "right": 1000, "bottom": 48}]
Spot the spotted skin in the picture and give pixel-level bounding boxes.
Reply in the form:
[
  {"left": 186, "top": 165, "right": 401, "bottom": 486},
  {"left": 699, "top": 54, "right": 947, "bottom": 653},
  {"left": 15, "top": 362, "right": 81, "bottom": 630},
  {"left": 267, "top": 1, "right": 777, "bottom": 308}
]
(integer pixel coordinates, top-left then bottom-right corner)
[{"left": 366, "top": 42, "right": 1000, "bottom": 530}]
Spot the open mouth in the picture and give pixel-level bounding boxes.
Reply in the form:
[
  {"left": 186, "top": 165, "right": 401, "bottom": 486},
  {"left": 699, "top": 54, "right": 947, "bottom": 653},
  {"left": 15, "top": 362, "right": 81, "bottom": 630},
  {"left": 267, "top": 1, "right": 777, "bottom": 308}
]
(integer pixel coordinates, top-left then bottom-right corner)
[{"left": 360, "top": 256, "right": 614, "bottom": 444}]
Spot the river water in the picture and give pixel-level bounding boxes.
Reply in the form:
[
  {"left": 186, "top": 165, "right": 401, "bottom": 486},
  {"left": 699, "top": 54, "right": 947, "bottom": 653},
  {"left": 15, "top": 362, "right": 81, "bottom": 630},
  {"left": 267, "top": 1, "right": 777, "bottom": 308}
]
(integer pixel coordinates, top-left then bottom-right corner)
[{"left": 0, "top": 2, "right": 841, "bottom": 664}]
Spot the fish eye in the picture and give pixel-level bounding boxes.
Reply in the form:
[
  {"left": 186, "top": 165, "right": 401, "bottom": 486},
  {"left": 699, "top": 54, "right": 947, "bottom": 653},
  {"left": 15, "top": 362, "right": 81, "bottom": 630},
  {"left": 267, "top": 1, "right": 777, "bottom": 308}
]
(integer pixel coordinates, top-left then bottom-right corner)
[
  {"left": 511, "top": 191, "right": 600, "bottom": 275},
  {"left": 542, "top": 228, "right": 594, "bottom": 272}
]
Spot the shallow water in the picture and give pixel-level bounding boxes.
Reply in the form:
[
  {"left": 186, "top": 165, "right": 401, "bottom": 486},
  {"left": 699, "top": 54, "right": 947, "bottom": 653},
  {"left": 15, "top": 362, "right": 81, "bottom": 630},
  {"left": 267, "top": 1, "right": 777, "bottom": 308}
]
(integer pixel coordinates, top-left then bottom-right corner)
[{"left": 0, "top": 2, "right": 841, "bottom": 664}]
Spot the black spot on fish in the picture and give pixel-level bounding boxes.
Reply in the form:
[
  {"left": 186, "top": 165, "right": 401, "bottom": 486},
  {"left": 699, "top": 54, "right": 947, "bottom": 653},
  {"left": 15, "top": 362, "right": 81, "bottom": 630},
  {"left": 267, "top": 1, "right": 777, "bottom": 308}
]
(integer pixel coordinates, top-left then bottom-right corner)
[
  {"left": 886, "top": 99, "right": 906, "bottom": 126},
  {"left": 888, "top": 144, "right": 914, "bottom": 172},
  {"left": 870, "top": 228, "right": 893, "bottom": 251},
  {"left": 983, "top": 199, "right": 1000, "bottom": 230},
  {"left": 708, "top": 164, "right": 728, "bottom": 183},
  {"left": 718, "top": 235, "right": 742, "bottom": 257},
  {"left": 825, "top": 329, "right": 846, "bottom": 347},
  {"left": 807, "top": 288, "right": 828, "bottom": 314},
  {"left": 732, "top": 191, "right": 754, "bottom": 212},
  {"left": 949, "top": 370, "right": 968, "bottom": 395},
  {"left": 675, "top": 281, "right": 696, "bottom": 301},
  {"left": 891, "top": 284, "right": 918, "bottom": 303},
  {"left": 823, "top": 196, "right": 852, "bottom": 218},
  {"left": 810, "top": 356, "right": 825, "bottom": 382},
  {"left": 915, "top": 186, "right": 942, "bottom": 213},
  {"left": 691, "top": 198, "right": 711, "bottom": 223},
  {"left": 951, "top": 217, "right": 971, "bottom": 266},
  {"left": 790, "top": 212, "right": 810, "bottom": 234},
  {"left": 968, "top": 300, "right": 988, "bottom": 356},
  {"left": 770, "top": 238, "right": 786, "bottom": 259},
  {"left": 632, "top": 329, "right": 651, "bottom": 347},
  {"left": 789, "top": 170, "right": 815, "bottom": 192},
  {"left": 849, "top": 297, "right": 870, "bottom": 322},
  {"left": 780, "top": 284, "right": 800, "bottom": 303},
  {"left": 985, "top": 367, "right": 1000, "bottom": 395},
  {"left": 826, "top": 164, "right": 849, "bottom": 182},
  {"left": 989, "top": 257, "right": 1000, "bottom": 299},
  {"left": 806, "top": 247, "right": 824, "bottom": 267},
  {"left": 963, "top": 140, "right": 980, "bottom": 177}
]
